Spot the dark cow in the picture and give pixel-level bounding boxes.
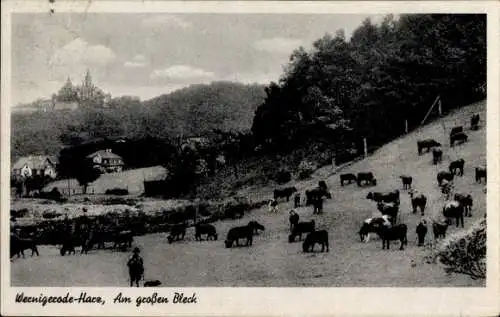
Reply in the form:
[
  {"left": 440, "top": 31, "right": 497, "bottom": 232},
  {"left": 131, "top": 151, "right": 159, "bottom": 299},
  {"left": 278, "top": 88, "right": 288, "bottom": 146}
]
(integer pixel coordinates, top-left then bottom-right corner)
[
  {"left": 432, "top": 147, "right": 443, "bottom": 165},
  {"left": 416, "top": 220, "right": 428, "bottom": 246},
  {"left": 305, "top": 187, "right": 331, "bottom": 207},
  {"left": 114, "top": 230, "right": 134, "bottom": 249},
  {"left": 273, "top": 187, "right": 297, "bottom": 202},
  {"left": 432, "top": 221, "right": 449, "bottom": 239},
  {"left": 340, "top": 173, "right": 357, "bottom": 186},
  {"left": 376, "top": 202, "right": 399, "bottom": 225},
  {"left": 417, "top": 139, "right": 441, "bottom": 155},
  {"left": 471, "top": 114, "right": 480, "bottom": 130},
  {"left": 195, "top": 223, "right": 218, "bottom": 241},
  {"left": 443, "top": 201, "right": 464, "bottom": 228},
  {"left": 437, "top": 171, "right": 454, "bottom": 186},
  {"left": 449, "top": 159, "right": 465, "bottom": 176},
  {"left": 454, "top": 193, "right": 473, "bottom": 217},
  {"left": 367, "top": 190, "right": 400, "bottom": 205},
  {"left": 10, "top": 235, "right": 40, "bottom": 258},
  {"left": 475, "top": 166, "right": 487, "bottom": 183},
  {"left": 409, "top": 190, "right": 427, "bottom": 216},
  {"left": 400, "top": 175, "right": 413, "bottom": 190},
  {"left": 450, "top": 132, "right": 468, "bottom": 147},
  {"left": 450, "top": 126, "right": 463, "bottom": 137},
  {"left": 248, "top": 221, "right": 265, "bottom": 235},
  {"left": 224, "top": 221, "right": 264, "bottom": 248},
  {"left": 294, "top": 194, "right": 301, "bottom": 208},
  {"left": 375, "top": 224, "right": 408, "bottom": 250},
  {"left": 288, "top": 220, "right": 315, "bottom": 242},
  {"left": 318, "top": 181, "right": 328, "bottom": 191},
  {"left": 302, "top": 230, "right": 329, "bottom": 253},
  {"left": 358, "top": 216, "right": 392, "bottom": 243},
  {"left": 289, "top": 210, "right": 300, "bottom": 232},
  {"left": 167, "top": 223, "right": 186, "bottom": 244},
  {"left": 357, "top": 172, "right": 377, "bottom": 187}
]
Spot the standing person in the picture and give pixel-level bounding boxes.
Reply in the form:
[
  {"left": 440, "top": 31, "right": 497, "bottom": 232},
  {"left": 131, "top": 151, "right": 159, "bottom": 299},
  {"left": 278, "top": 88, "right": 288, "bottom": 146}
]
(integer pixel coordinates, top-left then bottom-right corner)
[{"left": 127, "top": 247, "right": 144, "bottom": 287}]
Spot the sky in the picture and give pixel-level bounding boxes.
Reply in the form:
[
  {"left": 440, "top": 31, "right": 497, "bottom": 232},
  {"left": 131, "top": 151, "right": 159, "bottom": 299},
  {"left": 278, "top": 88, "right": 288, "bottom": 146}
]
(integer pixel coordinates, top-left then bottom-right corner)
[{"left": 11, "top": 13, "right": 387, "bottom": 106}]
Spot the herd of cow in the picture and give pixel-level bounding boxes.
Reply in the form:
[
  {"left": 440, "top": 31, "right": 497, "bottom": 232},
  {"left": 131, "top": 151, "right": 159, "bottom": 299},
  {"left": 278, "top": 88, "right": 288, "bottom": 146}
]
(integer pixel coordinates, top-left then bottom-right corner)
[{"left": 10, "top": 113, "right": 486, "bottom": 262}]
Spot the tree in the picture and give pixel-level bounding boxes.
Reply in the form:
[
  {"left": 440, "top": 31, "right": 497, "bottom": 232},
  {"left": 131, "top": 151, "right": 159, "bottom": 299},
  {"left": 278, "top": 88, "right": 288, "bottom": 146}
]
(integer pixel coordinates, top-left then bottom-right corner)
[{"left": 74, "top": 159, "right": 101, "bottom": 194}]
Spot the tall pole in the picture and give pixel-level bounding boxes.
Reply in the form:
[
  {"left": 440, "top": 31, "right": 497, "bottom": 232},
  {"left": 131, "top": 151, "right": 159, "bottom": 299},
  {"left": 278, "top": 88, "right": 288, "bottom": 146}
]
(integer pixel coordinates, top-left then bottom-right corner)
[
  {"left": 363, "top": 137, "right": 368, "bottom": 158},
  {"left": 405, "top": 119, "right": 408, "bottom": 134}
]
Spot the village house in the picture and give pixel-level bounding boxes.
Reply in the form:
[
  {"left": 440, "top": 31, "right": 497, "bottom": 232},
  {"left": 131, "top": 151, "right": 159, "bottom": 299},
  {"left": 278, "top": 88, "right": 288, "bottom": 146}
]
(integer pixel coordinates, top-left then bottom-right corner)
[
  {"left": 12, "top": 155, "right": 59, "bottom": 179},
  {"left": 86, "top": 149, "right": 124, "bottom": 173}
]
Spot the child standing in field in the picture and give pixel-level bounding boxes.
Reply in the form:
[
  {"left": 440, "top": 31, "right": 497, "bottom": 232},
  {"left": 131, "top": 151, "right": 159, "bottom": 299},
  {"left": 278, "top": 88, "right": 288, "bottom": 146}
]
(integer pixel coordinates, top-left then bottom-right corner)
[{"left": 127, "top": 247, "right": 144, "bottom": 287}]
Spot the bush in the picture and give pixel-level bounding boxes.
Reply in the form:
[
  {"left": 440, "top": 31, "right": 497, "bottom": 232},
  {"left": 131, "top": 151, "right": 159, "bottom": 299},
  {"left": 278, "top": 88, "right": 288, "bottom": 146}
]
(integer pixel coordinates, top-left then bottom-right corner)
[
  {"left": 426, "top": 218, "right": 486, "bottom": 280},
  {"left": 274, "top": 169, "right": 291, "bottom": 184},
  {"left": 105, "top": 188, "right": 129, "bottom": 195},
  {"left": 297, "top": 160, "right": 317, "bottom": 180}
]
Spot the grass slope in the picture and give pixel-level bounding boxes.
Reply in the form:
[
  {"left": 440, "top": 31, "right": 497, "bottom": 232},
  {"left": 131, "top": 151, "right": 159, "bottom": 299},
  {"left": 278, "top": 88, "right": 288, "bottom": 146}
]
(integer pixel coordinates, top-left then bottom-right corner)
[{"left": 12, "top": 101, "right": 486, "bottom": 287}]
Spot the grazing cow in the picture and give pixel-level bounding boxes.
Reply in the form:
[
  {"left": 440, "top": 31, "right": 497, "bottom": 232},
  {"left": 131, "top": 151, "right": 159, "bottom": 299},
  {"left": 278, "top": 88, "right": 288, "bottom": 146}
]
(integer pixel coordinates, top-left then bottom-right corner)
[
  {"left": 449, "top": 159, "right": 465, "bottom": 176},
  {"left": 475, "top": 166, "right": 487, "bottom": 183},
  {"left": 432, "top": 221, "right": 449, "bottom": 239},
  {"left": 224, "top": 221, "right": 264, "bottom": 248},
  {"left": 302, "top": 230, "right": 329, "bottom": 253},
  {"left": 273, "top": 187, "right": 297, "bottom": 202},
  {"left": 357, "top": 172, "right": 377, "bottom": 187},
  {"left": 294, "top": 194, "right": 301, "bottom": 208},
  {"left": 375, "top": 224, "right": 408, "bottom": 250},
  {"left": 289, "top": 210, "right": 300, "bottom": 232},
  {"left": 340, "top": 173, "right": 357, "bottom": 186},
  {"left": 358, "top": 215, "right": 392, "bottom": 243},
  {"left": 305, "top": 187, "right": 331, "bottom": 207},
  {"left": 114, "top": 230, "right": 134, "bottom": 249},
  {"left": 144, "top": 280, "right": 162, "bottom": 287},
  {"left": 450, "top": 132, "right": 468, "bottom": 147},
  {"left": 417, "top": 139, "right": 441, "bottom": 155},
  {"left": 454, "top": 193, "right": 473, "bottom": 217},
  {"left": 443, "top": 201, "right": 464, "bottom": 228},
  {"left": 167, "top": 223, "right": 186, "bottom": 244},
  {"left": 409, "top": 190, "right": 427, "bottom": 216},
  {"left": 248, "top": 221, "right": 265, "bottom": 235},
  {"left": 195, "top": 223, "right": 218, "bottom": 241},
  {"left": 450, "top": 126, "right": 463, "bottom": 137},
  {"left": 432, "top": 147, "right": 443, "bottom": 165},
  {"left": 268, "top": 199, "right": 279, "bottom": 213},
  {"left": 288, "top": 220, "right": 315, "bottom": 242},
  {"left": 400, "top": 175, "right": 413, "bottom": 190},
  {"left": 10, "top": 235, "right": 39, "bottom": 258},
  {"left": 376, "top": 202, "right": 399, "bottom": 225},
  {"left": 416, "top": 220, "right": 428, "bottom": 246},
  {"left": 437, "top": 171, "right": 454, "bottom": 186},
  {"left": 367, "top": 190, "right": 400, "bottom": 205},
  {"left": 471, "top": 114, "right": 480, "bottom": 130}
]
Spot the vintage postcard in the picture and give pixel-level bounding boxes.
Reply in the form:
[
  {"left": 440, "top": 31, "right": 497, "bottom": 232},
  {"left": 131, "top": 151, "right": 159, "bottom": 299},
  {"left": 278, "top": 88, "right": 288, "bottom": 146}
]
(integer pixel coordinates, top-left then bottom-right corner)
[{"left": 1, "top": 0, "right": 499, "bottom": 316}]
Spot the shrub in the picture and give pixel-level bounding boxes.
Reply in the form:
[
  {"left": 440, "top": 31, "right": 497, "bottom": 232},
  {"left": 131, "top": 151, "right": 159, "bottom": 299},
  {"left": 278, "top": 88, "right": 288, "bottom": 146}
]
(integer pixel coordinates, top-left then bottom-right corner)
[
  {"left": 274, "top": 169, "right": 292, "bottom": 184},
  {"left": 426, "top": 218, "right": 486, "bottom": 280},
  {"left": 105, "top": 188, "right": 129, "bottom": 195},
  {"left": 297, "top": 160, "right": 317, "bottom": 180}
]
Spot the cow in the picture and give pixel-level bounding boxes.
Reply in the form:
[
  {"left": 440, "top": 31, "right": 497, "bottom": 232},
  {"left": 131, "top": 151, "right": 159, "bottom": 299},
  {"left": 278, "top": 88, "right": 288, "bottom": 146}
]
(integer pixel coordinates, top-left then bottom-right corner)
[
  {"left": 318, "top": 181, "right": 328, "bottom": 191},
  {"left": 449, "top": 159, "right": 465, "bottom": 176},
  {"left": 167, "top": 223, "right": 186, "bottom": 244},
  {"left": 273, "top": 187, "right": 297, "bottom": 202},
  {"left": 450, "top": 126, "right": 463, "bottom": 137},
  {"left": 376, "top": 202, "right": 399, "bottom": 225},
  {"left": 432, "top": 147, "right": 443, "bottom": 165},
  {"left": 305, "top": 187, "right": 331, "bottom": 207},
  {"left": 113, "top": 230, "right": 134, "bottom": 249},
  {"left": 224, "top": 221, "right": 264, "bottom": 248},
  {"left": 294, "top": 194, "right": 301, "bottom": 208},
  {"left": 10, "top": 235, "right": 39, "bottom": 258},
  {"left": 443, "top": 201, "right": 464, "bottom": 228},
  {"left": 375, "top": 224, "right": 408, "bottom": 250},
  {"left": 288, "top": 220, "right": 315, "bottom": 242},
  {"left": 340, "top": 173, "right": 357, "bottom": 186},
  {"left": 437, "top": 171, "right": 454, "bottom": 186},
  {"left": 302, "top": 230, "right": 329, "bottom": 253},
  {"left": 416, "top": 220, "right": 428, "bottom": 246},
  {"left": 367, "top": 190, "right": 400, "bottom": 205},
  {"left": 248, "top": 221, "right": 265, "bottom": 235},
  {"left": 454, "top": 193, "right": 473, "bottom": 217},
  {"left": 358, "top": 215, "right": 392, "bottom": 243},
  {"left": 289, "top": 210, "right": 300, "bottom": 232},
  {"left": 409, "top": 190, "right": 427, "bottom": 216},
  {"left": 450, "top": 132, "right": 468, "bottom": 147},
  {"left": 357, "top": 172, "right": 377, "bottom": 187},
  {"left": 417, "top": 139, "right": 441, "bottom": 155},
  {"left": 475, "top": 166, "right": 487, "bottom": 183},
  {"left": 471, "top": 114, "right": 480, "bottom": 130},
  {"left": 400, "top": 175, "right": 413, "bottom": 190},
  {"left": 268, "top": 199, "right": 279, "bottom": 213},
  {"left": 432, "top": 220, "right": 449, "bottom": 240},
  {"left": 440, "top": 180, "right": 454, "bottom": 200},
  {"left": 195, "top": 223, "right": 218, "bottom": 241}
]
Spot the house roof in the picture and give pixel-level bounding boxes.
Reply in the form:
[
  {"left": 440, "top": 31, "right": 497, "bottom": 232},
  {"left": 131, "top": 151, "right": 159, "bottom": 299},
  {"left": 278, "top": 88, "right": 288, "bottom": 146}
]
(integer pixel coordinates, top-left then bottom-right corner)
[
  {"left": 12, "top": 156, "right": 56, "bottom": 170},
  {"left": 86, "top": 150, "right": 123, "bottom": 160}
]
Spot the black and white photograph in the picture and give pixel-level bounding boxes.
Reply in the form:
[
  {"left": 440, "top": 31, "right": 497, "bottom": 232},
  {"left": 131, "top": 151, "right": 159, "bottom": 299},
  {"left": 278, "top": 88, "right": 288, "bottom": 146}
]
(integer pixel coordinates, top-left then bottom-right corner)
[{"left": 1, "top": 1, "right": 499, "bottom": 316}]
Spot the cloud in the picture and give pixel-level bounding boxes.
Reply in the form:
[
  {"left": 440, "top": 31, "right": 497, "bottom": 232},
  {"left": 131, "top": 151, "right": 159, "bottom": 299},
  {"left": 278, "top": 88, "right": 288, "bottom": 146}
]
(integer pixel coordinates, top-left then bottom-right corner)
[
  {"left": 142, "top": 15, "right": 192, "bottom": 29},
  {"left": 124, "top": 54, "right": 148, "bottom": 68},
  {"left": 253, "top": 37, "right": 305, "bottom": 54},
  {"left": 150, "top": 65, "right": 215, "bottom": 80},
  {"left": 49, "top": 38, "right": 116, "bottom": 68}
]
